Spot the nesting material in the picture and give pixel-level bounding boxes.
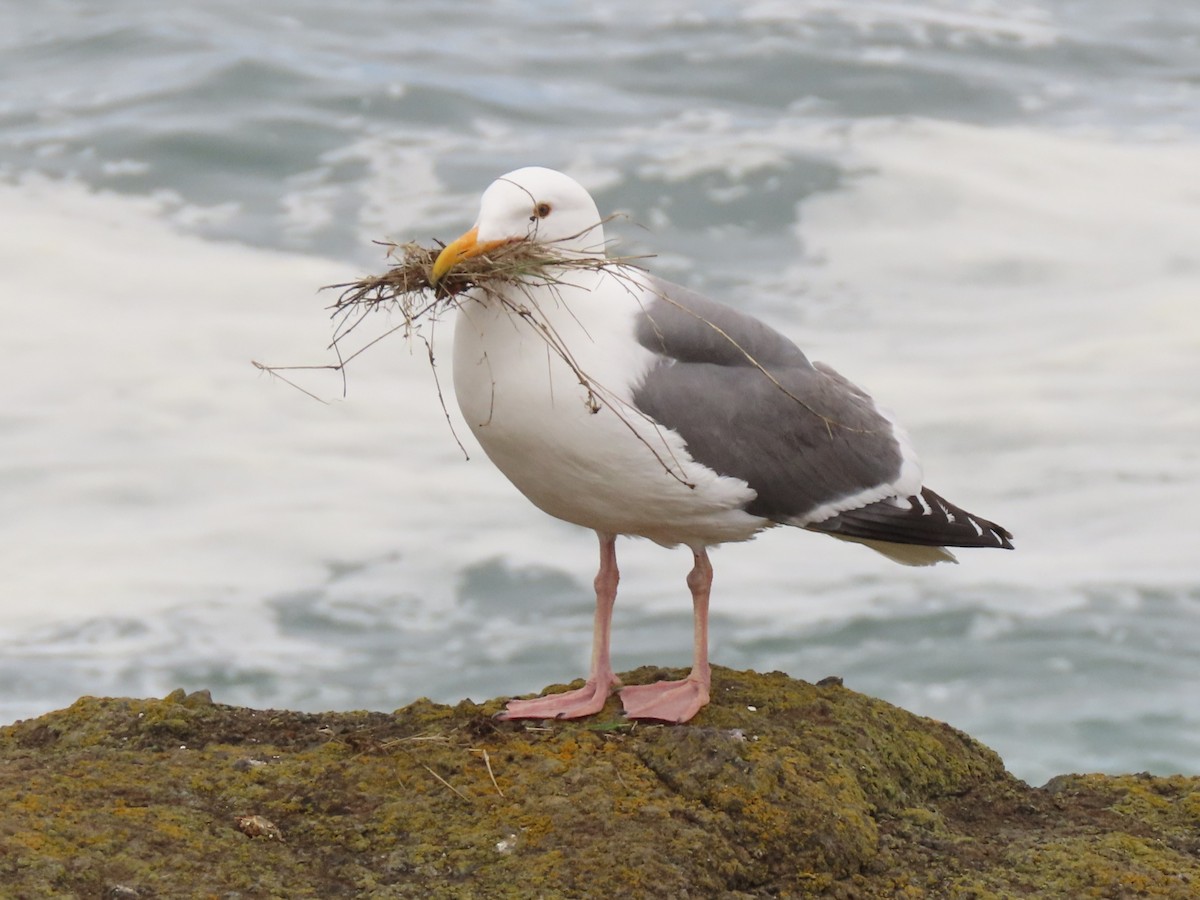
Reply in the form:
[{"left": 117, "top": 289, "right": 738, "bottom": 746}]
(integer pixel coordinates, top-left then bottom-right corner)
[
  {"left": 252, "top": 233, "right": 646, "bottom": 417},
  {"left": 327, "top": 233, "right": 642, "bottom": 332}
]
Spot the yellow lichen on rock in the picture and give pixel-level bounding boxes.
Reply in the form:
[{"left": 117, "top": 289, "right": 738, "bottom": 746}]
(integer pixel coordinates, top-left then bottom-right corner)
[{"left": 0, "top": 667, "right": 1196, "bottom": 898}]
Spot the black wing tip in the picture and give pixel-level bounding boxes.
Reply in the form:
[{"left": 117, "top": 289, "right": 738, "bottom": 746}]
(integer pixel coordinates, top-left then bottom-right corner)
[
  {"left": 923, "top": 487, "right": 1014, "bottom": 550},
  {"left": 808, "top": 486, "right": 1014, "bottom": 551}
]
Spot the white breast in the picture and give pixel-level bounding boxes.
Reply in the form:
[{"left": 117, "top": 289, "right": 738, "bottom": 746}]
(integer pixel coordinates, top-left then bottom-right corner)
[{"left": 451, "top": 268, "right": 765, "bottom": 548}]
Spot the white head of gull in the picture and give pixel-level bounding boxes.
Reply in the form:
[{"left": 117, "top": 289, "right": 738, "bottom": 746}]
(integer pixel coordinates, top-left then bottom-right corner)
[{"left": 431, "top": 166, "right": 1012, "bottom": 724}]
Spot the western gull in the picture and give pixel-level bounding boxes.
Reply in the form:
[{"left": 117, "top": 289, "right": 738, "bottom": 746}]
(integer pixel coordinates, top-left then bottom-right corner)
[{"left": 430, "top": 167, "right": 1012, "bottom": 724}]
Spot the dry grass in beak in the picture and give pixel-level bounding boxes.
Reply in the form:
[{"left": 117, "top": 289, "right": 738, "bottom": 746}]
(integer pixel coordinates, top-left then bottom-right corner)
[
  {"left": 327, "top": 229, "right": 638, "bottom": 320},
  {"left": 252, "top": 225, "right": 647, "bottom": 416}
]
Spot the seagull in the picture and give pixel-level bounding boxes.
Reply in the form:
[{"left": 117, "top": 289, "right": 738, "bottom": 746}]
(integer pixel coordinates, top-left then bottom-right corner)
[{"left": 430, "top": 167, "right": 1012, "bottom": 724}]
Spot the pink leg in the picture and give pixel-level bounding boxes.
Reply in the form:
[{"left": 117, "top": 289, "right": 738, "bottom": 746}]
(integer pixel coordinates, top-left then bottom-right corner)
[
  {"left": 619, "top": 548, "right": 713, "bottom": 723},
  {"left": 498, "top": 532, "right": 622, "bottom": 720}
]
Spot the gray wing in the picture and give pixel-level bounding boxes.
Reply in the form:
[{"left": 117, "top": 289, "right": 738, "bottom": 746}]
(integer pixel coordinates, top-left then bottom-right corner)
[
  {"left": 631, "top": 276, "right": 1013, "bottom": 549},
  {"left": 631, "top": 276, "right": 906, "bottom": 523}
]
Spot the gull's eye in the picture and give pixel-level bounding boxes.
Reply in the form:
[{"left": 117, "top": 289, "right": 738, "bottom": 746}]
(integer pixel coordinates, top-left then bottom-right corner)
[{"left": 530, "top": 202, "right": 552, "bottom": 222}]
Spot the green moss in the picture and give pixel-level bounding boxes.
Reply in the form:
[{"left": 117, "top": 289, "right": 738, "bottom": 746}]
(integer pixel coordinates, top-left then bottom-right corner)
[{"left": 1, "top": 667, "right": 1197, "bottom": 898}]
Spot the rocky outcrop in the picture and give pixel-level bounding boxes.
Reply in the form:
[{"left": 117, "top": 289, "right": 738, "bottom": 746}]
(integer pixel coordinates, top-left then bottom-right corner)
[{"left": 1, "top": 667, "right": 1196, "bottom": 897}]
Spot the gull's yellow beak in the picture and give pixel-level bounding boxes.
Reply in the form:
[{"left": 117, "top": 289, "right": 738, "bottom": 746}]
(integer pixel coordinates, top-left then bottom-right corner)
[{"left": 430, "top": 227, "right": 515, "bottom": 285}]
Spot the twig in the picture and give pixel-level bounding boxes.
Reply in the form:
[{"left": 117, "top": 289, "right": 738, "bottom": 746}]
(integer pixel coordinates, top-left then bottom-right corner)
[
  {"left": 470, "top": 748, "right": 505, "bottom": 798},
  {"left": 251, "top": 360, "right": 328, "bottom": 404},
  {"left": 419, "top": 330, "right": 469, "bottom": 461},
  {"left": 422, "top": 764, "right": 471, "bottom": 803}
]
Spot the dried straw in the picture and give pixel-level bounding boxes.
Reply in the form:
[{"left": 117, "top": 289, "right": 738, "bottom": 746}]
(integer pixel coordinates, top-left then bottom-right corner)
[
  {"left": 252, "top": 234, "right": 652, "bottom": 453},
  {"left": 326, "top": 230, "right": 643, "bottom": 332}
]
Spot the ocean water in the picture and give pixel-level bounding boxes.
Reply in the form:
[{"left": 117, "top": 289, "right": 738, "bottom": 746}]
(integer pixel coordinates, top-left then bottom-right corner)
[{"left": 2, "top": 1, "right": 1197, "bottom": 786}]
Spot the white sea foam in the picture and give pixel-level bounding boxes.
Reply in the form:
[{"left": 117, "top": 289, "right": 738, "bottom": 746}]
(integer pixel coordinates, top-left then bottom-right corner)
[
  {"left": 741, "top": 0, "right": 1059, "bottom": 47},
  {"left": 0, "top": 176, "right": 488, "bottom": 628}
]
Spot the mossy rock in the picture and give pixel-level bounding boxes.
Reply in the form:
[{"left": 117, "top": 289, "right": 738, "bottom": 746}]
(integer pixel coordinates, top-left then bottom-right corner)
[{"left": 0, "top": 669, "right": 1196, "bottom": 898}]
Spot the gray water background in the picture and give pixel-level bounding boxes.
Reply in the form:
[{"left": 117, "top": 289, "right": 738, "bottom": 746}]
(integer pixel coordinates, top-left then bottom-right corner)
[{"left": 1, "top": 1, "right": 1198, "bottom": 784}]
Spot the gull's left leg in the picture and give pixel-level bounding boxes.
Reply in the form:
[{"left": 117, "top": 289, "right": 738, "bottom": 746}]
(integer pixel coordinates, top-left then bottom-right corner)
[{"left": 619, "top": 548, "right": 713, "bottom": 723}]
